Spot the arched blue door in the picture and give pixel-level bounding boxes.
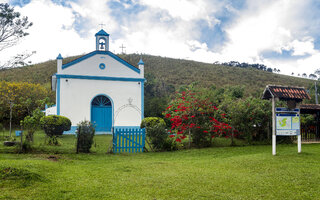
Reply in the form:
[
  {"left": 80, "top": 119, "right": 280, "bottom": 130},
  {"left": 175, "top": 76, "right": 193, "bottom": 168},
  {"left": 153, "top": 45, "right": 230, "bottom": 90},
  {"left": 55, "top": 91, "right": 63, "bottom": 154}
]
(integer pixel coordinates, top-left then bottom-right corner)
[{"left": 91, "top": 95, "right": 112, "bottom": 132}]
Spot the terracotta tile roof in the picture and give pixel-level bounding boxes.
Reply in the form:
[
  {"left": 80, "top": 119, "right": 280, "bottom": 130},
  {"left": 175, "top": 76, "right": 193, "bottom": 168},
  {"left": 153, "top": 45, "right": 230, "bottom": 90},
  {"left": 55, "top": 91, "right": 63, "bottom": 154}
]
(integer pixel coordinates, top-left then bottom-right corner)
[
  {"left": 300, "top": 104, "right": 320, "bottom": 114},
  {"left": 262, "top": 85, "right": 311, "bottom": 101}
]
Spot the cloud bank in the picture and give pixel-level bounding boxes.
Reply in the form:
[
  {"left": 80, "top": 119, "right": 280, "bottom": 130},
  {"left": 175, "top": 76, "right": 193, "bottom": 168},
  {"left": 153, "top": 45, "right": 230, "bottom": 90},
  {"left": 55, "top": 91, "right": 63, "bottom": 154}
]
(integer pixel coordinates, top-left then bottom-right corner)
[{"left": 1, "top": 0, "right": 320, "bottom": 76}]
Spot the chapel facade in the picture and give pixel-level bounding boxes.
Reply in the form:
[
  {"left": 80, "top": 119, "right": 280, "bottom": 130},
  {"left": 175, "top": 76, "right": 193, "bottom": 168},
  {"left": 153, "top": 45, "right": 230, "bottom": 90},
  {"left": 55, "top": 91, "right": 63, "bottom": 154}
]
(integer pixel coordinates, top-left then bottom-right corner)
[{"left": 45, "top": 29, "right": 145, "bottom": 134}]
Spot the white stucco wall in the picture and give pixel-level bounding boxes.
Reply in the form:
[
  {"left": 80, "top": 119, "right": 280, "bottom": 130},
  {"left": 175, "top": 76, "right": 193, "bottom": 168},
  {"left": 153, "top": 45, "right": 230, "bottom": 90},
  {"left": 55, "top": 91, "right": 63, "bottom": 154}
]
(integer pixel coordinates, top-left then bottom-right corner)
[
  {"left": 59, "top": 77, "right": 142, "bottom": 127},
  {"left": 61, "top": 53, "right": 142, "bottom": 78},
  {"left": 45, "top": 106, "right": 57, "bottom": 116}
]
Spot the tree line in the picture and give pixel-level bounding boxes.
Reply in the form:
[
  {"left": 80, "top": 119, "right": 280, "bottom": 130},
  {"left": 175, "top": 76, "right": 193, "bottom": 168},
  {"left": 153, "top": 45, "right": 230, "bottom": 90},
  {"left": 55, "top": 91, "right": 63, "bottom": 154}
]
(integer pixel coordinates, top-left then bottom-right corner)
[{"left": 214, "top": 61, "right": 277, "bottom": 73}]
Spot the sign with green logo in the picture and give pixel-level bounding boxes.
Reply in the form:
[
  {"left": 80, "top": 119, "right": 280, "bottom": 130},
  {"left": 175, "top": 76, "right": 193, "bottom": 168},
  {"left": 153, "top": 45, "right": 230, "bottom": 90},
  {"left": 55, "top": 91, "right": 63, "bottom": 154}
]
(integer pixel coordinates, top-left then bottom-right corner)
[{"left": 276, "top": 113, "right": 300, "bottom": 136}]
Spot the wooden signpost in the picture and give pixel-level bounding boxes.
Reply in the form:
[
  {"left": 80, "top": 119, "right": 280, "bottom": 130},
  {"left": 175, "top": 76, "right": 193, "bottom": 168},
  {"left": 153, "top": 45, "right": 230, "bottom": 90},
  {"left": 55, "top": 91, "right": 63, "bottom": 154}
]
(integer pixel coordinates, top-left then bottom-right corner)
[{"left": 262, "top": 85, "right": 310, "bottom": 155}]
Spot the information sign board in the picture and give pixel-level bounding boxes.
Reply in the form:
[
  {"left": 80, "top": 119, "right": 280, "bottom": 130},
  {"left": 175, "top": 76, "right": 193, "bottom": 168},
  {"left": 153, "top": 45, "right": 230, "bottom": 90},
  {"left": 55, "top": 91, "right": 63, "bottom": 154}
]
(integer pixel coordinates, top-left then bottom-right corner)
[{"left": 276, "top": 113, "right": 300, "bottom": 136}]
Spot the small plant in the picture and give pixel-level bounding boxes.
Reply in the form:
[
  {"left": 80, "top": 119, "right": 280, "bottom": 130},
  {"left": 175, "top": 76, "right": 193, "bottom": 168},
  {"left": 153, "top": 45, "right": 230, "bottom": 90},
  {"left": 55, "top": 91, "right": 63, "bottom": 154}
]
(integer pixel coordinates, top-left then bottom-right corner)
[
  {"left": 19, "top": 140, "right": 33, "bottom": 153},
  {"left": 76, "top": 120, "right": 95, "bottom": 153},
  {"left": 141, "top": 117, "right": 174, "bottom": 151},
  {"left": 40, "top": 115, "right": 71, "bottom": 145},
  {"left": 21, "top": 108, "right": 44, "bottom": 142}
]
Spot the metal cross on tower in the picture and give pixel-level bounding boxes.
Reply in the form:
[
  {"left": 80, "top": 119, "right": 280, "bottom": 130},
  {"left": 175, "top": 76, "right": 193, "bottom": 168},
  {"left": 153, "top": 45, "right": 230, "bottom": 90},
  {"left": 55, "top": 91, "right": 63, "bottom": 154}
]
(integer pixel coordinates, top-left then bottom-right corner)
[
  {"left": 99, "top": 23, "right": 106, "bottom": 29},
  {"left": 119, "top": 44, "right": 126, "bottom": 54}
]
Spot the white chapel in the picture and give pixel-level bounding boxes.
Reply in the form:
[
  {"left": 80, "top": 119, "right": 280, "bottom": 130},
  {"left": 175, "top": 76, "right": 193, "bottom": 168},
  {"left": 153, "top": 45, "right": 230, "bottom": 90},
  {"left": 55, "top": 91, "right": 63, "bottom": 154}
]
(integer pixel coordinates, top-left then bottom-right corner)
[{"left": 45, "top": 29, "right": 145, "bottom": 134}]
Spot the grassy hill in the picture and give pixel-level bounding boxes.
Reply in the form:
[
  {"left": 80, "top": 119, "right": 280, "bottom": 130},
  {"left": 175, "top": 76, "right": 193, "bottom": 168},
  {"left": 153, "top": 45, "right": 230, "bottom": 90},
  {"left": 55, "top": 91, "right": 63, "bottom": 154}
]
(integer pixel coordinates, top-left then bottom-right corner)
[{"left": 0, "top": 53, "right": 314, "bottom": 96}]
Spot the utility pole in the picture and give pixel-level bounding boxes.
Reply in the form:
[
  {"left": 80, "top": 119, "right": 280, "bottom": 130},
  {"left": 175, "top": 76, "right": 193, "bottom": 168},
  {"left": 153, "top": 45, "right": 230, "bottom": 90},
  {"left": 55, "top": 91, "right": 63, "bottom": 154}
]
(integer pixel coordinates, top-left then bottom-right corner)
[
  {"left": 315, "top": 82, "right": 318, "bottom": 104},
  {"left": 9, "top": 101, "right": 13, "bottom": 137},
  {"left": 315, "top": 82, "right": 320, "bottom": 140}
]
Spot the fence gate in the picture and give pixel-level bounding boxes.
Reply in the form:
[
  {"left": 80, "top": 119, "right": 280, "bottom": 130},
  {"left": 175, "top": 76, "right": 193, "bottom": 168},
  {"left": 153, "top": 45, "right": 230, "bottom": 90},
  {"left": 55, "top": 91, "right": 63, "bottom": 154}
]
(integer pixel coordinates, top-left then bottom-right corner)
[
  {"left": 301, "top": 125, "right": 320, "bottom": 142},
  {"left": 113, "top": 128, "right": 146, "bottom": 153}
]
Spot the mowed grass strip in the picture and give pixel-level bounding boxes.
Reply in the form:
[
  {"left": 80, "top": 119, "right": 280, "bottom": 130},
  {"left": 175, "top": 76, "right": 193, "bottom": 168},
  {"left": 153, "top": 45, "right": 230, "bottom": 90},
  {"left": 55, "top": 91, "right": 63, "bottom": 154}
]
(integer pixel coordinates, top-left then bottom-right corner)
[{"left": 0, "top": 133, "right": 320, "bottom": 200}]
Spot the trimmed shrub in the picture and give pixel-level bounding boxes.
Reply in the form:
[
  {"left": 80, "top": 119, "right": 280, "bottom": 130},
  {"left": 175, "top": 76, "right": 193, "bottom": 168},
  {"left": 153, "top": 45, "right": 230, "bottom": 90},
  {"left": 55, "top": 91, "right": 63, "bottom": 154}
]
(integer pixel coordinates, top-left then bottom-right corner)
[
  {"left": 40, "top": 115, "right": 71, "bottom": 136},
  {"left": 76, "top": 120, "right": 95, "bottom": 153},
  {"left": 141, "top": 117, "right": 175, "bottom": 151},
  {"left": 40, "top": 115, "right": 71, "bottom": 145}
]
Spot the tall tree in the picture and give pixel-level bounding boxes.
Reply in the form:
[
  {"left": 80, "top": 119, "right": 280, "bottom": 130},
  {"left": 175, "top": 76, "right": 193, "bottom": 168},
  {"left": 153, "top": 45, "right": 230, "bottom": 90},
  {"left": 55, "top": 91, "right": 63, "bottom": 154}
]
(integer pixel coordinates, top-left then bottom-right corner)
[
  {"left": 309, "top": 73, "right": 317, "bottom": 80},
  {"left": 0, "top": 3, "right": 32, "bottom": 51}
]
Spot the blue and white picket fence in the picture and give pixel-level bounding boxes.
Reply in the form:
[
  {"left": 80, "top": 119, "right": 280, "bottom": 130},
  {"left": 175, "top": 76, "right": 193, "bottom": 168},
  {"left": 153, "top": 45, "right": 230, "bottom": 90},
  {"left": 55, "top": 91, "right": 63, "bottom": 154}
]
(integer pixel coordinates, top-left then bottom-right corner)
[{"left": 113, "top": 128, "right": 146, "bottom": 153}]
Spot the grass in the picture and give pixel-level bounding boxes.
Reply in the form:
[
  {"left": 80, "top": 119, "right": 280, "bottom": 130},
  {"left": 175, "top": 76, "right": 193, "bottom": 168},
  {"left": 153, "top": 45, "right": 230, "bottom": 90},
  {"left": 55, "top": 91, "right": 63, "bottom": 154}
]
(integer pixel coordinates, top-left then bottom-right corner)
[{"left": 1, "top": 131, "right": 320, "bottom": 199}]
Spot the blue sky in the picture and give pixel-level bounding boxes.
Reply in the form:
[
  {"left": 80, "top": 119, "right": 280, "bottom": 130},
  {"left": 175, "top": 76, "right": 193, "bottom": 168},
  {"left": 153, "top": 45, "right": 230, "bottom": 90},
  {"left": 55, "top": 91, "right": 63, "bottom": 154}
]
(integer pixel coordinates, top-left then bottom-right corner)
[{"left": 2, "top": 0, "right": 320, "bottom": 76}]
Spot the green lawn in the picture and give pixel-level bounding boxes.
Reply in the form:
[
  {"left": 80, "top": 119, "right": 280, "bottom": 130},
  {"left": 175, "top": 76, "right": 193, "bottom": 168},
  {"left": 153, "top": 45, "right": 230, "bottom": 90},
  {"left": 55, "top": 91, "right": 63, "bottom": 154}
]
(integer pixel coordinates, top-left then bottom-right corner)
[{"left": 1, "top": 132, "right": 320, "bottom": 199}]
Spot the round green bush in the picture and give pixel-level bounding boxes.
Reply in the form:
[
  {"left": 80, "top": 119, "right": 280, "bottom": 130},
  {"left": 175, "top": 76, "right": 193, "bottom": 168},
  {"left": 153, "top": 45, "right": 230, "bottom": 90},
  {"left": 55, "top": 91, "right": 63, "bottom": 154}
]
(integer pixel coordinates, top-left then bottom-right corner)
[
  {"left": 141, "top": 117, "right": 176, "bottom": 151},
  {"left": 141, "top": 117, "right": 166, "bottom": 129},
  {"left": 40, "top": 115, "right": 71, "bottom": 137}
]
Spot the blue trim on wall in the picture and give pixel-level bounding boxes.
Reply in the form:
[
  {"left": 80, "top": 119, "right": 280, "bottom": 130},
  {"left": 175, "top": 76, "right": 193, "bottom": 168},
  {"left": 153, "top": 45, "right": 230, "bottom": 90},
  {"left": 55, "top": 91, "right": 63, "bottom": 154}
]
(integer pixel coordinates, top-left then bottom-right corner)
[
  {"left": 63, "top": 126, "right": 112, "bottom": 135},
  {"left": 90, "top": 93, "right": 114, "bottom": 129},
  {"left": 64, "top": 126, "right": 77, "bottom": 134},
  {"left": 62, "top": 51, "right": 97, "bottom": 69},
  {"left": 106, "top": 51, "right": 140, "bottom": 73},
  {"left": 45, "top": 104, "right": 56, "bottom": 109},
  {"left": 56, "top": 74, "right": 145, "bottom": 82},
  {"left": 141, "top": 81, "right": 144, "bottom": 120},
  {"left": 57, "top": 77, "right": 61, "bottom": 115},
  {"left": 61, "top": 51, "right": 140, "bottom": 74},
  {"left": 95, "top": 131, "right": 112, "bottom": 135}
]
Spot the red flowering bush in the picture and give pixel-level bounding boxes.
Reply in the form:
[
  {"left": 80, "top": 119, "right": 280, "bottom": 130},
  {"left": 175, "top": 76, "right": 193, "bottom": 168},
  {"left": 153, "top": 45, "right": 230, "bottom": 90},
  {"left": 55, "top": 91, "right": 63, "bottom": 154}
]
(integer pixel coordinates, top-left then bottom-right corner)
[{"left": 163, "top": 89, "right": 233, "bottom": 148}]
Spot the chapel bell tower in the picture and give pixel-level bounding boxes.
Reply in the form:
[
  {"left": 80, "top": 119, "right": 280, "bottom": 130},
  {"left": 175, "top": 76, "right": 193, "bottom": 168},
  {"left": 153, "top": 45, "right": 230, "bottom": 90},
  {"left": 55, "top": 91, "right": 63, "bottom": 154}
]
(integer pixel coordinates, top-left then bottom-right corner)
[{"left": 95, "top": 29, "right": 110, "bottom": 51}]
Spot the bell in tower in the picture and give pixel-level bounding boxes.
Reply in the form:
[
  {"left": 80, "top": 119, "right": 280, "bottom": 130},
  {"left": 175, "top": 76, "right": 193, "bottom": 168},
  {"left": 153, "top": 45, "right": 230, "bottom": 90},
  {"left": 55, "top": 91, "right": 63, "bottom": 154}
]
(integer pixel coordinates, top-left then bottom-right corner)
[
  {"left": 95, "top": 29, "right": 110, "bottom": 51},
  {"left": 99, "top": 38, "right": 106, "bottom": 50}
]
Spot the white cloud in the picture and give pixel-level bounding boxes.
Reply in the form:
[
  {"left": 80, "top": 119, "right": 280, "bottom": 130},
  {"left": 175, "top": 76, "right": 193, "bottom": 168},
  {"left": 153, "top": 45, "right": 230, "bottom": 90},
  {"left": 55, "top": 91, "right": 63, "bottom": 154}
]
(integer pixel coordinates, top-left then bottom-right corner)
[
  {"left": 290, "top": 37, "right": 316, "bottom": 56},
  {"left": 140, "top": 0, "right": 206, "bottom": 21},
  {"left": 219, "top": 1, "right": 292, "bottom": 62},
  {"left": 1, "top": 0, "right": 320, "bottom": 78},
  {"left": 1, "top": 0, "right": 93, "bottom": 65},
  {"left": 68, "top": 0, "right": 118, "bottom": 33},
  {"left": 213, "top": 0, "right": 320, "bottom": 75}
]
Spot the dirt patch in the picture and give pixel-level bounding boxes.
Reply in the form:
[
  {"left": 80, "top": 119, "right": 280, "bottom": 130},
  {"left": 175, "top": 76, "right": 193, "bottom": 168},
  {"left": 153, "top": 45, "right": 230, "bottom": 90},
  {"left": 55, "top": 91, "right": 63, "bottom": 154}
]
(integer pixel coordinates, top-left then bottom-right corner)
[{"left": 47, "top": 155, "right": 59, "bottom": 161}]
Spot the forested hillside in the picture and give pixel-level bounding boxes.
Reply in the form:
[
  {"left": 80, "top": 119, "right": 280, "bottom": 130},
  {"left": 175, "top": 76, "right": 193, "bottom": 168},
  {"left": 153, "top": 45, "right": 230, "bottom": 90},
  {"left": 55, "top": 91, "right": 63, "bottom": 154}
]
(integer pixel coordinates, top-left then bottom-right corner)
[
  {"left": 0, "top": 53, "right": 313, "bottom": 95},
  {"left": 0, "top": 53, "right": 316, "bottom": 122},
  {"left": 120, "top": 54, "right": 313, "bottom": 96}
]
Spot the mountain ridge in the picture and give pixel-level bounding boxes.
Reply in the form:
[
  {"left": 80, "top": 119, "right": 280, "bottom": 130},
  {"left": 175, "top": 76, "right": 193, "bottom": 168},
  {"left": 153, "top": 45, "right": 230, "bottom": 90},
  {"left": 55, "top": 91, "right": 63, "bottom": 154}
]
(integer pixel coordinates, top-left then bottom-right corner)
[{"left": 0, "top": 53, "right": 314, "bottom": 96}]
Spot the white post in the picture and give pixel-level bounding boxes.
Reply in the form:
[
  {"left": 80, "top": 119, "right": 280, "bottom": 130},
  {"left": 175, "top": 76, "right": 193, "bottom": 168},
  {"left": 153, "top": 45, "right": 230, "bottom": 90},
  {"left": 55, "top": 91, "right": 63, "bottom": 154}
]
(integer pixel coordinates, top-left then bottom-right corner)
[
  {"left": 298, "top": 135, "right": 301, "bottom": 153},
  {"left": 298, "top": 109, "right": 301, "bottom": 153},
  {"left": 272, "top": 97, "right": 276, "bottom": 155}
]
